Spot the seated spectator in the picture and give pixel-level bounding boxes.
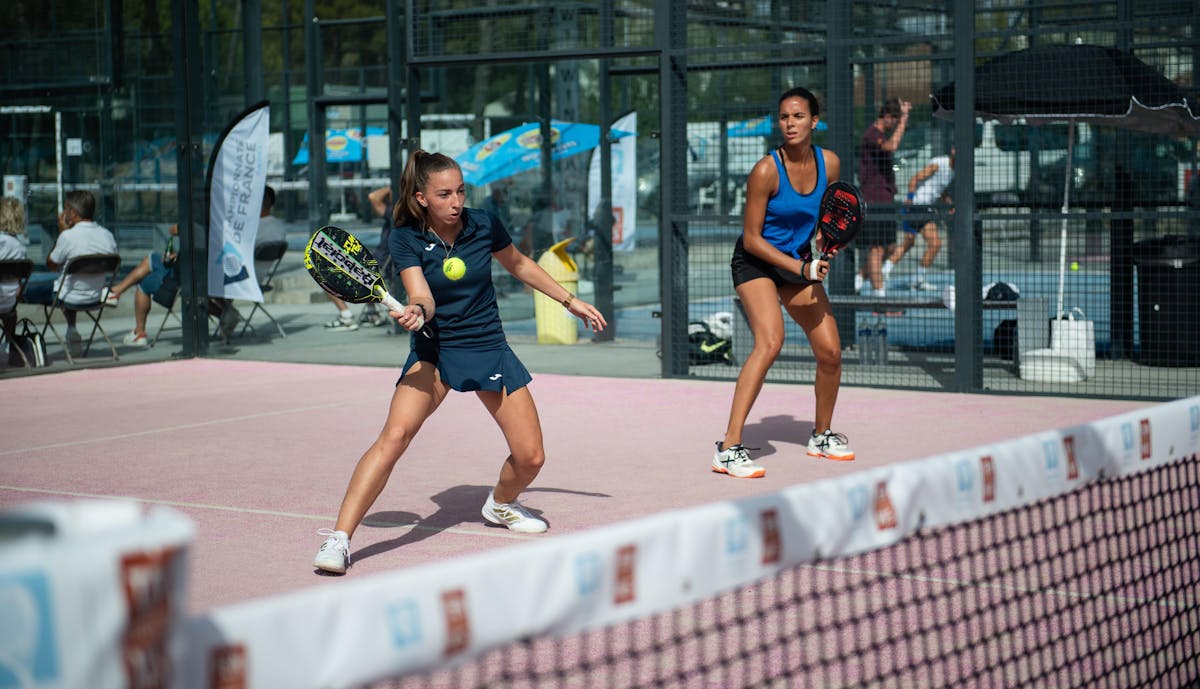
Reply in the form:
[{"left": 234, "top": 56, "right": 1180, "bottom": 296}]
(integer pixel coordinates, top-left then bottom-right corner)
[
  {"left": 213, "top": 184, "right": 288, "bottom": 338},
  {"left": 1, "top": 197, "right": 30, "bottom": 364},
  {"left": 107, "top": 185, "right": 287, "bottom": 345},
  {"left": 102, "top": 224, "right": 179, "bottom": 347},
  {"left": 254, "top": 184, "right": 287, "bottom": 274},
  {"left": 22, "top": 190, "right": 118, "bottom": 356}
]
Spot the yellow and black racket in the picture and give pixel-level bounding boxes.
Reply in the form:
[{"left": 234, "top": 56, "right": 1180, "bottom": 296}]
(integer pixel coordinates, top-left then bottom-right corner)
[{"left": 304, "top": 225, "right": 428, "bottom": 335}]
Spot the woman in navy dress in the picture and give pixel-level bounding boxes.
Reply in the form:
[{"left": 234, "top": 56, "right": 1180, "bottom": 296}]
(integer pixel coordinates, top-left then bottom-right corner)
[
  {"left": 314, "top": 150, "right": 607, "bottom": 574},
  {"left": 713, "top": 87, "right": 854, "bottom": 480}
]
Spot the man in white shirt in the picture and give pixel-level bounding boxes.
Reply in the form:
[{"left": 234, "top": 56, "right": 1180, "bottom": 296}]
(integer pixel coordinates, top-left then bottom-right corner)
[{"left": 23, "top": 190, "right": 118, "bottom": 353}]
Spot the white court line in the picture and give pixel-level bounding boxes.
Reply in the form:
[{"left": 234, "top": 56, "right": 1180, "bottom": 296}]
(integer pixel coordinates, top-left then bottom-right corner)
[
  {"left": 0, "top": 401, "right": 357, "bottom": 457},
  {"left": 0, "top": 485, "right": 535, "bottom": 541}
]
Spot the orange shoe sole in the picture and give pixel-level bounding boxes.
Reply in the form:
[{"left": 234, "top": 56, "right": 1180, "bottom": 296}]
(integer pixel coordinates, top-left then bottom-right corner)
[
  {"left": 711, "top": 466, "right": 766, "bottom": 478},
  {"left": 807, "top": 450, "right": 855, "bottom": 461}
]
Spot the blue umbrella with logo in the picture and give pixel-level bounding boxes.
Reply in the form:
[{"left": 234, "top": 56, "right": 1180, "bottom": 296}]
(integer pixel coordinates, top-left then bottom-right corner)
[
  {"left": 293, "top": 127, "right": 383, "bottom": 165},
  {"left": 457, "top": 120, "right": 633, "bottom": 187}
]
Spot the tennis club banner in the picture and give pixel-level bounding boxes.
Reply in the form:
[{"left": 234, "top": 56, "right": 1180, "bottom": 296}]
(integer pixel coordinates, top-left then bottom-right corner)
[
  {"left": 587, "top": 111, "right": 637, "bottom": 252},
  {"left": 207, "top": 101, "right": 270, "bottom": 302}
]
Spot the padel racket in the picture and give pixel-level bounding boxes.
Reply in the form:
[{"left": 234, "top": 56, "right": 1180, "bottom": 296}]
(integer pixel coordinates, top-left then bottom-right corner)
[
  {"left": 304, "top": 225, "right": 427, "bottom": 334},
  {"left": 815, "top": 180, "right": 865, "bottom": 260}
]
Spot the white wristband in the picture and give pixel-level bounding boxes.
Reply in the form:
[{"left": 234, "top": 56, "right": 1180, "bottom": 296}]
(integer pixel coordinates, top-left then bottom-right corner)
[{"left": 808, "top": 259, "right": 820, "bottom": 281}]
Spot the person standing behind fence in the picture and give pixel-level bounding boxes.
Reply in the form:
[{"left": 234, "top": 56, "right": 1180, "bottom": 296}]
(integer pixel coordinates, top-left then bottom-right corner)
[
  {"left": 713, "top": 86, "right": 854, "bottom": 480},
  {"left": 856, "top": 97, "right": 911, "bottom": 296},
  {"left": 886, "top": 148, "right": 953, "bottom": 291},
  {"left": 312, "top": 149, "right": 608, "bottom": 574}
]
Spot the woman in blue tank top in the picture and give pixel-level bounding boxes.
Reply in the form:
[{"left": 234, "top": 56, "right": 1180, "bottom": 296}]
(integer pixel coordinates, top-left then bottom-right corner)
[{"left": 713, "top": 87, "right": 855, "bottom": 479}]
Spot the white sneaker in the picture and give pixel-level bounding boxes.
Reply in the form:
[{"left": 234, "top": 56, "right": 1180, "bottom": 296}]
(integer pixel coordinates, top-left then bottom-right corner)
[
  {"left": 807, "top": 430, "right": 855, "bottom": 461},
  {"left": 102, "top": 287, "right": 120, "bottom": 308},
  {"left": 712, "top": 442, "right": 765, "bottom": 478},
  {"left": 122, "top": 331, "right": 149, "bottom": 347},
  {"left": 313, "top": 528, "right": 350, "bottom": 573},
  {"left": 481, "top": 492, "right": 547, "bottom": 533},
  {"left": 324, "top": 316, "right": 359, "bottom": 332}
]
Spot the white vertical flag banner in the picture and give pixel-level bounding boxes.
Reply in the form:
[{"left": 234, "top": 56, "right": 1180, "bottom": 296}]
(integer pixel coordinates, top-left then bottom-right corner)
[
  {"left": 588, "top": 111, "right": 638, "bottom": 252},
  {"left": 208, "top": 102, "right": 270, "bottom": 301}
]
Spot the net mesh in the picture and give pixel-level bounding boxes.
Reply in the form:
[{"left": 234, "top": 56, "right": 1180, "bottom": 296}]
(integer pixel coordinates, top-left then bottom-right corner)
[{"left": 367, "top": 455, "right": 1199, "bottom": 689}]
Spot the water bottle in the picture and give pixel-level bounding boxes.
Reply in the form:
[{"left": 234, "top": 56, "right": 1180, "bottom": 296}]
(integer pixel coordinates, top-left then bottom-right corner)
[
  {"left": 858, "top": 319, "right": 879, "bottom": 365},
  {"left": 874, "top": 315, "right": 888, "bottom": 366}
]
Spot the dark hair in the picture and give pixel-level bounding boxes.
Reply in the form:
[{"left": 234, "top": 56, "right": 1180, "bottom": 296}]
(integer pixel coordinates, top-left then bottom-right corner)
[
  {"left": 392, "top": 150, "right": 462, "bottom": 228},
  {"left": 262, "top": 184, "right": 276, "bottom": 210},
  {"left": 778, "top": 87, "right": 820, "bottom": 118},
  {"left": 879, "top": 98, "right": 903, "bottom": 118},
  {"left": 64, "top": 190, "right": 96, "bottom": 220}
]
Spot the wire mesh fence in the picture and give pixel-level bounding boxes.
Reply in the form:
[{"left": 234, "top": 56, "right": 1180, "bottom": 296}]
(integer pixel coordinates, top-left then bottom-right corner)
[{"left": 2, "top": 1, "right": 1199, "bottom": 398}]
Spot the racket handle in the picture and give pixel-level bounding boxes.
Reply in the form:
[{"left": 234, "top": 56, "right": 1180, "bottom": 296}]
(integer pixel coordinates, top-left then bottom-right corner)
[
  {"left": 379, "top": 291, "right": 405, "bottom": 313},
  {"left": 380, "top": 291, "right": 426, "bottom": 331}
]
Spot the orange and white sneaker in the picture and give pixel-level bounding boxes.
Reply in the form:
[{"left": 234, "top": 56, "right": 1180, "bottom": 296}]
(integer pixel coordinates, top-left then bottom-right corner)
[
  {"left": 807, "top": 430, "right": 855, "bottom": 461},
  {"left": 712, "top": 442, "right": 766, "bottom": 478}
]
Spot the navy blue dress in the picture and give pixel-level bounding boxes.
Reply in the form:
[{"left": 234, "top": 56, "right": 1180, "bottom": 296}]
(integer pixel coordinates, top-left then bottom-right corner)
[{"left": 390, "top": 208, "right": 533, "bottom": 393}]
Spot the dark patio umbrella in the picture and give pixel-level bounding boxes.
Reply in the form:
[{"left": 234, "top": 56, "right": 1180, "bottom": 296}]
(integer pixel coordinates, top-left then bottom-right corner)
[
  {"left": 932, "top": 44, "right": 1200, "bottom": 136},
  {"left": 931, "top": 44, "right": 1200, "bottom": 322}
]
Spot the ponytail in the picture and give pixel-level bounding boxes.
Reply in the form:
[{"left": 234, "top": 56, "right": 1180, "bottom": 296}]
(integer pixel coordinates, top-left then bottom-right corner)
[{"left": 392, "top": 149, "right": 462, "bottom": 228}]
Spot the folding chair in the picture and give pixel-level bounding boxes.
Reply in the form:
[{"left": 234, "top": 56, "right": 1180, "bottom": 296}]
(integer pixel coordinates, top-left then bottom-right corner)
[
  {"left": 0, "top": 259, "right": 34, "bottom": 367},
  {"left": 40, "top": 253, "right": 121, "bottom": 364},
  {"left": 151, "top": 290, "right": 225, "bottom": 347},
  {"left": 238, "top": 239, "right": 288, "bottom": 338}
]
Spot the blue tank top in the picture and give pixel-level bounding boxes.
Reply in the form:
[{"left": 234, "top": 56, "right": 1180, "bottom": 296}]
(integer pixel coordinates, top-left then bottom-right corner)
[{"left": 760, "top": 146, "right": 826, "bottom": 259}]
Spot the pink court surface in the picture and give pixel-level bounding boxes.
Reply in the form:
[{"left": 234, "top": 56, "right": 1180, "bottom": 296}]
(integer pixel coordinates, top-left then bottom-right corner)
[{"left": 0, "top": 358, "right": 1153, "bottom": 615}]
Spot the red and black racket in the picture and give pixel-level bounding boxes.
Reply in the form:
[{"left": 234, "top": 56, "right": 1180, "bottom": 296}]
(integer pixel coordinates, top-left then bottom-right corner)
[{"left": 815, "top": 180, "right": 865, "bottom": 260}]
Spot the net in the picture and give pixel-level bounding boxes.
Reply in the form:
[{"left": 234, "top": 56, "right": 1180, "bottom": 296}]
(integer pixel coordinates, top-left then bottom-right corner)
[
  {"left": 183, "top": 399, "right": 1200, "bottom": 689},
  {"left": 375, "top": 457, "right": 1199, "bottom": 689}
]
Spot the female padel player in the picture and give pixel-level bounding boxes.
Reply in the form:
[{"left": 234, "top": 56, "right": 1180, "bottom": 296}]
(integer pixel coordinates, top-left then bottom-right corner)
[
  {"left": 714, "top": 86, "right": 854, "bottom": 479},
  {"left": 314, "top": 150, "right": 607, "bottom": 574}
]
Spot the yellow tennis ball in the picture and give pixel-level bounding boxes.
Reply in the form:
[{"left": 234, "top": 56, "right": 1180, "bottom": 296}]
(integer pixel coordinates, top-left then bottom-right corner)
[
  {"left": 1070, "top": 261, "right": 1079, "bottom": 271},
  {"left": 443, "top": 257, "right": 467, "bottom": 280}
]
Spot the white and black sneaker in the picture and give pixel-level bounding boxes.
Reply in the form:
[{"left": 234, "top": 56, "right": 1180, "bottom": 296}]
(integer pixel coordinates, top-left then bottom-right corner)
[
  {"left": 313, "top": 528, "right": 350, "bottom": 573},
  {"left": 324, "top": 316, "right": 359, "bottom": 332},
  {"left": 712, "top": 441, "right": 765, "bottom": 478},
  {"left": 807, "top": 430, "right": 855, "bottom": 461}
]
